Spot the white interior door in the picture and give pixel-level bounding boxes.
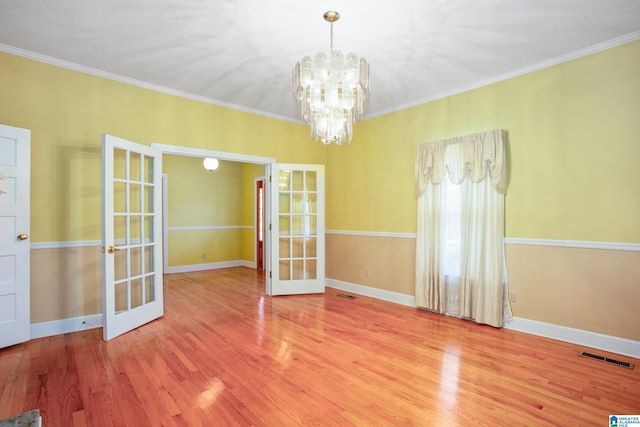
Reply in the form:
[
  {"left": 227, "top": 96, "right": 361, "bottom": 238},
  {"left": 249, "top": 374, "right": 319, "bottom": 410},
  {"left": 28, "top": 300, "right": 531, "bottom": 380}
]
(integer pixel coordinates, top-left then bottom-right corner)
[
  {"left": 0, "top": 124, "right": 30, "bottom": 348},
  {"left": 268, "top": 164, "right": 324, "bottom": 295},
  {"left": 102, "top": 134, "right": 163, "bottom": 341}
]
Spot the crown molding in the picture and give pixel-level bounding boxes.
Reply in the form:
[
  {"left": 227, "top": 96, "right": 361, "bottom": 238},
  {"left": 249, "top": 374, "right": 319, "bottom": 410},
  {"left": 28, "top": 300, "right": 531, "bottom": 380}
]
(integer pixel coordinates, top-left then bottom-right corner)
[
  {"left": 0, "top": 43, "right": 300, "bottom": 124},
  {"left": 367, "top": 31, "right": 640, "bottom": 119}
]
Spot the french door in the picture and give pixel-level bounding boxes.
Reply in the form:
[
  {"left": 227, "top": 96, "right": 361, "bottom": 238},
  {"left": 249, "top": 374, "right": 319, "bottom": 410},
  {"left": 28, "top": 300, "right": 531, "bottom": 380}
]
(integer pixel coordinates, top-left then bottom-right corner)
[
  {"left": 102, "top": 134, "right": 163, "bottom": 340},
  {"left": 0, "top": 124, "right": 30, "bottom": 348},
  {"left": 268, "top": 164, "right": 324, "bottom": 295}
]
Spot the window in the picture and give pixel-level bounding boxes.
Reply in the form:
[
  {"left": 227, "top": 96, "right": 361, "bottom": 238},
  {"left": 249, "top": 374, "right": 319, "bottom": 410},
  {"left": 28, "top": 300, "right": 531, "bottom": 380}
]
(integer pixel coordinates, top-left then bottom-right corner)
[
  {"left": 414, "top": 129, "right": 511, "bottom": 327},
  {"left": 441, "top": 175, "right": 461, "bottom": 279}
]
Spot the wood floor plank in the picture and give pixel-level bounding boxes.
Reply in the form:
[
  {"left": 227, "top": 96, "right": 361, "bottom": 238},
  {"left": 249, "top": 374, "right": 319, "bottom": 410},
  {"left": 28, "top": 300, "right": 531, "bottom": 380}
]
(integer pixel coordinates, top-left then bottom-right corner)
[{"left": 1, "top": 267, "right": 639, "bottom": 426}]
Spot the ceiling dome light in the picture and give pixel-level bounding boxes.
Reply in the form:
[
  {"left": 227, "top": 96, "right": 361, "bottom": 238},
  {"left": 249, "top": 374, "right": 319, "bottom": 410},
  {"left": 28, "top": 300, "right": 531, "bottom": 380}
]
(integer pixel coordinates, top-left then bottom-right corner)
[
  {"left": 203, "top": 158, "right": 219, "bottom": 171},
  {"left": 293, "top": 10, "right": 369, "bottom": 145}
]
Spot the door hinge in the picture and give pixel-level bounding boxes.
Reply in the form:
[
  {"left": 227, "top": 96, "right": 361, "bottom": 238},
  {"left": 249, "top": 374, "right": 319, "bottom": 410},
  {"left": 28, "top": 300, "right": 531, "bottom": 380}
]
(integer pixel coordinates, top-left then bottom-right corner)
[
  {"left": 269, "top": 271, "right": 272, "bottom": 278},
  {"left": 269, "top": 223, "right": 272, "bottom": 231},
  {"left": 269, "top": 175, "right": 272, "bottom": 183}
]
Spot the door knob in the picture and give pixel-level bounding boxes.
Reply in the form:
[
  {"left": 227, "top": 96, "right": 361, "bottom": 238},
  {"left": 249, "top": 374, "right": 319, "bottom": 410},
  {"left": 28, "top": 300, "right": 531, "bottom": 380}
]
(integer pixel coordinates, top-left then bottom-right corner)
[
  {"left": 102, "top": 245, "right": 122, "bottom": 254},
  {"left": 17, "top": 233, "right": 28, "bottom": 241}
]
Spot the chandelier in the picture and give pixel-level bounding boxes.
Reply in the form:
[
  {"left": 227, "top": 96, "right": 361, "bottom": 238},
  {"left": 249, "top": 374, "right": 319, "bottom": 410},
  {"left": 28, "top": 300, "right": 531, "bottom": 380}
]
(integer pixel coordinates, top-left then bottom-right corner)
[{"left": 292, "top": 11, "right": 369, "bottom": 145}]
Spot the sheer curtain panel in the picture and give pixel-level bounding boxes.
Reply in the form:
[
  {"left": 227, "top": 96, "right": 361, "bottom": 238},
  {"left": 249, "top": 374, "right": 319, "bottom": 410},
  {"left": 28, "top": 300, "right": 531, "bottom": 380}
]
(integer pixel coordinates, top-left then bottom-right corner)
[{"left": 415, "top": 129, "right": 512, "bottom": 327}]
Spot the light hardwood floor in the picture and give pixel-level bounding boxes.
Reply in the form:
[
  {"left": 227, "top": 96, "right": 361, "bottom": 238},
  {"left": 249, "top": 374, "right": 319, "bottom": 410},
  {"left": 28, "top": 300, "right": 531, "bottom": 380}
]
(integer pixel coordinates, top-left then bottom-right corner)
[{"left": 1, "top": 267, "right": 639, "bottom": 426}]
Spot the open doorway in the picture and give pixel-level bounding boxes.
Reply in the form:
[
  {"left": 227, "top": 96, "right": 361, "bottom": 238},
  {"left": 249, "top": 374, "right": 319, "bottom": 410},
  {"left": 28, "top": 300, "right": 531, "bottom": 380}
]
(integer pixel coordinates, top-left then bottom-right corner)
[
  {"left": 152, "top": 143, "right": 325, "bottom": 298},
  {"left": 255, "top": 177, "right": 266, "bottom": 271},
  {"left": 152, "top": 143, "right": 274, "bottom": 282}
]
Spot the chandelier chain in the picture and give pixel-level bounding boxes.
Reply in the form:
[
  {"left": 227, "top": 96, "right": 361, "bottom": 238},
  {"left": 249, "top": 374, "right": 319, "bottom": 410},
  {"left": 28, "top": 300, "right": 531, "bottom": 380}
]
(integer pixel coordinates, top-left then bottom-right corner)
[{"left": 329, "top": 22, "right": 334, "bottom": 53}]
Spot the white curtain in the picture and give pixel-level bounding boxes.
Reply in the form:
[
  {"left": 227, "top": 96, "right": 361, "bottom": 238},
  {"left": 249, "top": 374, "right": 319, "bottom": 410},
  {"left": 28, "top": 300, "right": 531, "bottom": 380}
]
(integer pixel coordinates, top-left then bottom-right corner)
[{"left": 415, "top": 129, "right": 512, "bottom": 327}]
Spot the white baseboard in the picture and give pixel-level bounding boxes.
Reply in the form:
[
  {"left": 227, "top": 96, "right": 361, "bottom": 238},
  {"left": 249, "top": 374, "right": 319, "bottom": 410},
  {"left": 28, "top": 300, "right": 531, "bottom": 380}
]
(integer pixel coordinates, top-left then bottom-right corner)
[
  {"left": 242, "top": 260, "right": 256, "bottom": 269},
  {"left": 326, "top": 278, "right": 640, "bottom": 359},
  {"left": 30, "top": 276, "right": 640, "bottom": 359},
  {"left": 166, "top": 260, "right": 250, "bottom": 274},
  {"left": 326, "top": 278, "right": 415, "bottom": 307},
  {"left": 30, "top": 263, "right": 259, "bottom": 340},
  {"left": 31, "top": 313, "right": 103, "bottom": 339},
  {"left": 505, "top": 317, "right": 640, "bottom": 359}
]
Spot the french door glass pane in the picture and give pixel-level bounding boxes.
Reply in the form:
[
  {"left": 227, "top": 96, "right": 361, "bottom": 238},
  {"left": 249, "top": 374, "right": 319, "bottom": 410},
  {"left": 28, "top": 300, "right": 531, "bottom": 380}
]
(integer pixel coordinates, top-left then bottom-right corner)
[
  {"left": 131, "top": 246, "right": 141, "bottom": 277},
  {"left": 279, "top": 193, "right": 290, "bottom": 213},
  {"left": 292, "top": 193, "right": 304, "bottom": 212},
  {"left": 114, "top": 182, "right": 126, "bottom": 213},
  {"left": 144, "top": 216, "right": 153, "bottom": 240},
  {"left": 143, "top": 155, "right": 154, "bottom": 183},
  {"left": 305, "top": 238, "right": 317, "bottom": 257},
  {"left": 279, "top": 238, "right": 290, "bottom": 258},
  {"left": 114, "top": 215, "right": 126, "bottom": 243},
  {"left": 130, "top": 152, "right": 141, "bottom": 182},
  {"left": 307, "top": 193, "right": 317, "bottom": 212},
  {"left": 292, "top": 170, "right": 303, "bottom": 191},
  {"left": 130, "top": 184, "right": 141, "bottom": 213},
  {"left": 306, "top": 260, "right": 317, "bottom": 279},
  {"left": 293, "top": 260, "right": 304, "bottom": 280},
  {"left": 114, "top": 248, "right": 127, "bottom": 282},
  {"left": 278, "top": 170, "right": 290, "bottom": 190},
  {"left": 131, "top": 215, "right": 142, "bottom": 245},
  {"left": 144, "top": 246, "right": 154, "bottom": 273},
  {"left": 279, "top": 260, "right": 290, "bottom": 280},
  {"left": 309, "top": 216, "right": 317, "bottom": 235},
  {"left": 115, "top": 281, "right": 127, "bottom": 313},
  {"left": 292, "top": 215, "right": 304, "bottom": 234},
  {"left": 305, "top": 171, "right": 317, "bottom": 191},
  {"left": 131, "top": 278, "right": 143, "bottom": 309},
  {"left": 114, "top": 149, "right": 126, "bottom": 180},
  {"left": 144, "top": 276, "right": 155, "bottom": 304},
  {"left": 292, "top": 238, "right": 304, "bottom": 258},
  {"left": 143, "top": 186, "right": 153, "bottom": 213},
  {"left": 279, "top": 215, "right": 290, "bottom": 235}
]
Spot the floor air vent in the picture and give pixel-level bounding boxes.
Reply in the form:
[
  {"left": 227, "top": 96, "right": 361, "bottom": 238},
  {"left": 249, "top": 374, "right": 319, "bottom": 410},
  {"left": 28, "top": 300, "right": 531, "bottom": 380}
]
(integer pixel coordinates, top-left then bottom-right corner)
[
  {"left": 579, "top": 351, "right": 634, "bottom": 370},
  {"left": 337, "top": 293, "right": 357, "bottom": 299}
]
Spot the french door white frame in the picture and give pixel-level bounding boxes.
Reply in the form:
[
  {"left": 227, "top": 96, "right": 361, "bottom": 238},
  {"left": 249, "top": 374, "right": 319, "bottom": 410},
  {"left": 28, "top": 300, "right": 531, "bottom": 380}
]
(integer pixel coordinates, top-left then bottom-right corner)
[
  {"left": 150, "top": 143, "right": 275, "bottom": 286},
  {"left": 102, "top": 135, "right": 164, "bottom": 341},
  {"left": 267, "top": 163, "right": 325, "bottom": 296}
]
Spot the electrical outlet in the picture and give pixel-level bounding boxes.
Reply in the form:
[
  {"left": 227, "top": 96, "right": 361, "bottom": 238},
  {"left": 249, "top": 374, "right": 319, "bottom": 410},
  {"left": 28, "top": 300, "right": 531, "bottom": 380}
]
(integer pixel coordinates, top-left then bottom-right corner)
[
  {"left": 509, "top": 291, "right": 517, "bottom": 302},
  {"left": 364, "top": 268, "right": 370, "bottom": 277},
  {"left": 201, "top": 253, "right": 206, "bottom": 259}
]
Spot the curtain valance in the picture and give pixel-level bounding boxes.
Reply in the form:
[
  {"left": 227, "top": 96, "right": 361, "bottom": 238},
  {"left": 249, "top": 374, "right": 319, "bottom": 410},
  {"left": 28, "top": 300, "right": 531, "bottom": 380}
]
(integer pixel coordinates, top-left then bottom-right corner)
[{"left": 415, "top": 129, "right": 507, "bottom": 197}]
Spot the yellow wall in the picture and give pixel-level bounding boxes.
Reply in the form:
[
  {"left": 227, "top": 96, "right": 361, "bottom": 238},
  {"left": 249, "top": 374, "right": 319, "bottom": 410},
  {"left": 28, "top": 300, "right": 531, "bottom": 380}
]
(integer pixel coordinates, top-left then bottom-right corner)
[
  {"left": 168, "top": 229, "right": 243, "bottom": 266},
  {"left": 327, "top": 41, "right": 640, "bottom": 240},
  {"left": 164, "top": 157, "right": 267, "bottom": 267},
  {"left": 2, "top": 39, "right": 639, "bottom": 342},
  {"left": 0, "top": 51, "right": 326, "bottom": 323},
  {"left": 0, "top": 51, "right": 327, "bottom": 244},
  {"left": 164, "top": 155, "right": 244, "bottom": 266},
  {"left": 327, "top": 40, "right": 640, "bottom": 341}
]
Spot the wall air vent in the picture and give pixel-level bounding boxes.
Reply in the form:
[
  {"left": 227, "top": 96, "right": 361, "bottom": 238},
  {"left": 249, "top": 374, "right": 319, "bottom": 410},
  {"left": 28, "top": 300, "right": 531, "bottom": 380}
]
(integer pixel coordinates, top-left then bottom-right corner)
[
  {"left": 579, "top": 351, "right": 634, "bottom": 369},
  {"left": 337, "top": 293, "right": 357, "bottom": 299}
]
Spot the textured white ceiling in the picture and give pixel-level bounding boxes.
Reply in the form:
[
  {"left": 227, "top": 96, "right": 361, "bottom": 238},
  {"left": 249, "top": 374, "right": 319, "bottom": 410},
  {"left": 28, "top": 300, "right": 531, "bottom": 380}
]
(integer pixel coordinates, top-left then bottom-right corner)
[{"left": 1, "top": 0, "right": 639, "bottom": 122}]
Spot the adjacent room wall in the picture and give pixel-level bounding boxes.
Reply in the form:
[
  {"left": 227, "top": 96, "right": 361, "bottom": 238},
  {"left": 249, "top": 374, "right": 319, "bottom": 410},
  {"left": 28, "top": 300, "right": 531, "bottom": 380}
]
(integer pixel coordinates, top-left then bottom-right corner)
[{"left": 165, "top": 155, "right": 244, "bottom": 268}]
